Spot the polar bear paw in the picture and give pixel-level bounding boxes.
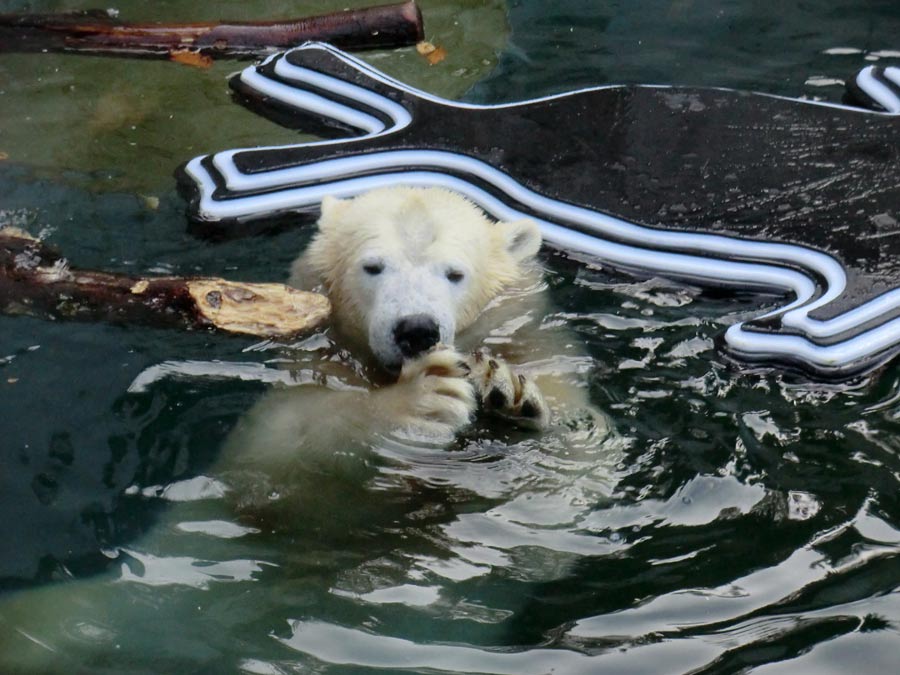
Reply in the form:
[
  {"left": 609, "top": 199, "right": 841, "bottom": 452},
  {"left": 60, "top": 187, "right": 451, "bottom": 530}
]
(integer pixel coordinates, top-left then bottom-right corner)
[
  {"left": 393, "top": 345, "right": 477, "bottom": 436},
  {"left": 467, "top": 349, "right": 550, "bottom": 431}
]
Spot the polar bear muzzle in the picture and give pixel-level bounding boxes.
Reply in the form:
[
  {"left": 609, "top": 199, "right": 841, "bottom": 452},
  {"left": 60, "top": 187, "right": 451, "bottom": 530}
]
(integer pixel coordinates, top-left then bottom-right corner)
[{"left": 366, "top": 273, "right": 457, "bottom": 370}]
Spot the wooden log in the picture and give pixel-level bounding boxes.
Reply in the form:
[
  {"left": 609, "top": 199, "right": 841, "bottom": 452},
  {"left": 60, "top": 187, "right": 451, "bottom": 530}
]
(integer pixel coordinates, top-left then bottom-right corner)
[
  {"left": 0, "top": 229, "right": 330, "bottom": 338},
  {"left": 0, "top": 1, "right": 424, "bottom": 59}
]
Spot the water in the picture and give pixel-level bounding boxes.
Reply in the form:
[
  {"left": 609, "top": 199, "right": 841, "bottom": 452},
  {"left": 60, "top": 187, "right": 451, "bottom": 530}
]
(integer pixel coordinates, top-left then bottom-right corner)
[{"left": 1, "top": 1, "right": 899, "bottom": 673}]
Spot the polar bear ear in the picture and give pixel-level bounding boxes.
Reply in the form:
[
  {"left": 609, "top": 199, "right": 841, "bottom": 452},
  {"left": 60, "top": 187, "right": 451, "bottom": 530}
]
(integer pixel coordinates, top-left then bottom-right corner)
[
  {"left": 496, "top": 218, "right": 542, "bottom": 262},
  {"left": 318, "top": 195, "right": 349, "bottom": 230}
]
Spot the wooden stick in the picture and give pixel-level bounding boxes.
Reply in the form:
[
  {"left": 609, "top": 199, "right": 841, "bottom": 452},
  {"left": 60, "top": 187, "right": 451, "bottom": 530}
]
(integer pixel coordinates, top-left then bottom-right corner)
[
  {"left": 0, "top": 230, "right": 330, "bottom": 338},
  {"left": 0, "top": 1, "right": 424, "bottom": 58}
]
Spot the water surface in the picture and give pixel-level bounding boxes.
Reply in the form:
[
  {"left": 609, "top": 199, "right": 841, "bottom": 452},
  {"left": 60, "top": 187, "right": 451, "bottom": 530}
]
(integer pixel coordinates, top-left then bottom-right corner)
[{"left": 1, "top": 1, "right": 899, "bottom": 673}]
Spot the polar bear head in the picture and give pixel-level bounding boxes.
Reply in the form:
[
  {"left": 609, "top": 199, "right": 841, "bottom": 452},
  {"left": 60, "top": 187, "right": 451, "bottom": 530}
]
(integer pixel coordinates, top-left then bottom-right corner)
[{"left": 297, "top": 187, "right": 542, "bottom": 370}]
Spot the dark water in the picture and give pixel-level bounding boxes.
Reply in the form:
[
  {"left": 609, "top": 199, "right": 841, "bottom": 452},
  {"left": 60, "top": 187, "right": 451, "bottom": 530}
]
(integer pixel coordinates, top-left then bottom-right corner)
[
  {"left": 1, "top": 1, "right": 899, "bottom": 673},
  {"left": 472, "top": 0, "right": 900, "bottom": 102}
]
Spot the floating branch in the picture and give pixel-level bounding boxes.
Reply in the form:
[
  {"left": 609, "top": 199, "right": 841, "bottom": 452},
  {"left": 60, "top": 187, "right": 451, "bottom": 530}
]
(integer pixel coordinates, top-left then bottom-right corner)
[
  {"left": 0, "top": 230, "right": 330, "bottom": 338},
  {"left": 0, "top": 1, "right": 423, "bottom": 59}
]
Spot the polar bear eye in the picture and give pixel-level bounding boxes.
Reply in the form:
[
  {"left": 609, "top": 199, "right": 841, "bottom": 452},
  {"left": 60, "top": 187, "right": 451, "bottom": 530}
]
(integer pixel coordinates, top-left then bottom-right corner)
[
  {"left": 363, "top": 262, "right": 384, "bottom": 276},
  {"left": 446, "top": 269, "right": 465, "bottom": 283}
]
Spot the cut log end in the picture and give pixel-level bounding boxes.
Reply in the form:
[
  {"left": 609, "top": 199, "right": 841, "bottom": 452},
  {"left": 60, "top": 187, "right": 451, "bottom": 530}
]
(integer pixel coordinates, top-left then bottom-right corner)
[{"left": 187, "top": 278, "right": 331, "bottom": 337}]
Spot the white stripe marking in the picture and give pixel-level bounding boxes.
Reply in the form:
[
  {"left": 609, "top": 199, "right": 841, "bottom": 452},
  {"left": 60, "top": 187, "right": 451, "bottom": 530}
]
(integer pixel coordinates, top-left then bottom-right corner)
[
  {"left": 856, "top": 66, "right": 900, "bottom": 113},
  {"left": 239, "top": 68, "right": 385, "bottom": 134},
  {"left": 884, "top": 66, "right": 900, "bottom": 88},
  {"left": 272, "top": 58, "right": 412, "bottom": 131}
]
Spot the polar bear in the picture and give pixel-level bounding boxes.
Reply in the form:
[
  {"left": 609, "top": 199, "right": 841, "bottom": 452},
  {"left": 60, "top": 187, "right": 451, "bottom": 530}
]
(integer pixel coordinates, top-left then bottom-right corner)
[
  {"left": 220, "top": 187, "right": 606, "bottom": 471},
  {"left": 0, "top": 187, "right": 610, "bottom": 671}
]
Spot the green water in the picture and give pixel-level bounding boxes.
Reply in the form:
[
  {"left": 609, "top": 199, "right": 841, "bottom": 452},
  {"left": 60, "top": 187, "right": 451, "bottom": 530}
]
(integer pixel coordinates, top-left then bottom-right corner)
[{"left": 1, "top": 1, "right": 899, "bottom": 673}]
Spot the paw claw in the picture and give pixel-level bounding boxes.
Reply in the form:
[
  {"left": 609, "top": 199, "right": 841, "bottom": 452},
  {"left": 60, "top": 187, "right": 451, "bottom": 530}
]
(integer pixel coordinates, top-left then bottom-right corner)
[{"left": 465, "top": 349, "right": 550, "bottom": 430}]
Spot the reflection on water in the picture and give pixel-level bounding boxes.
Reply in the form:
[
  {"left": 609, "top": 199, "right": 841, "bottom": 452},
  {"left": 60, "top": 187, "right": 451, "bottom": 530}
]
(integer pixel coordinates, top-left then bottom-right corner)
[
  {"left": 1, "top": 0, "right": 900, "bottom": 671},
  {"left": 2, "top": 256, "right": 899, "bottom": 673}
]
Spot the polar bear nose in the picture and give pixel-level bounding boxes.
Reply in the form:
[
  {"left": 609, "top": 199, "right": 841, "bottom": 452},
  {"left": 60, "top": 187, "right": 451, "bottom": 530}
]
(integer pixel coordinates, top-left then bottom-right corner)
[{"left": 393, "top": 314, "right": 441, "bottom": 358}]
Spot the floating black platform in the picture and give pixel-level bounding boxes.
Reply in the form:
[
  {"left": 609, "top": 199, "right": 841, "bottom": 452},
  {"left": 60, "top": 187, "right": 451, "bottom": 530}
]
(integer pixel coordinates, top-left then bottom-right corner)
[{"left": 180, "top": 43, "right": 900, "bottom": 379}]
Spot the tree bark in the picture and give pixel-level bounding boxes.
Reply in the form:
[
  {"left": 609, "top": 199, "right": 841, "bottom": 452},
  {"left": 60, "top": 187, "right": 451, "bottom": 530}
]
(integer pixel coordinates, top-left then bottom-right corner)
[
  {"left": 0, "top": 230, "right": 330, "bottom": 338},
  {"left": 0, "top": 1, "right": 424, "bottom": 59}
]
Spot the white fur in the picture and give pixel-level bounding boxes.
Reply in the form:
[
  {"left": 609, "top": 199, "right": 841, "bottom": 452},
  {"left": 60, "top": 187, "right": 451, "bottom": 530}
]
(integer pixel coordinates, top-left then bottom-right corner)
[{"left": 292, "top": 188, "right": 541, "bottom": 370}]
